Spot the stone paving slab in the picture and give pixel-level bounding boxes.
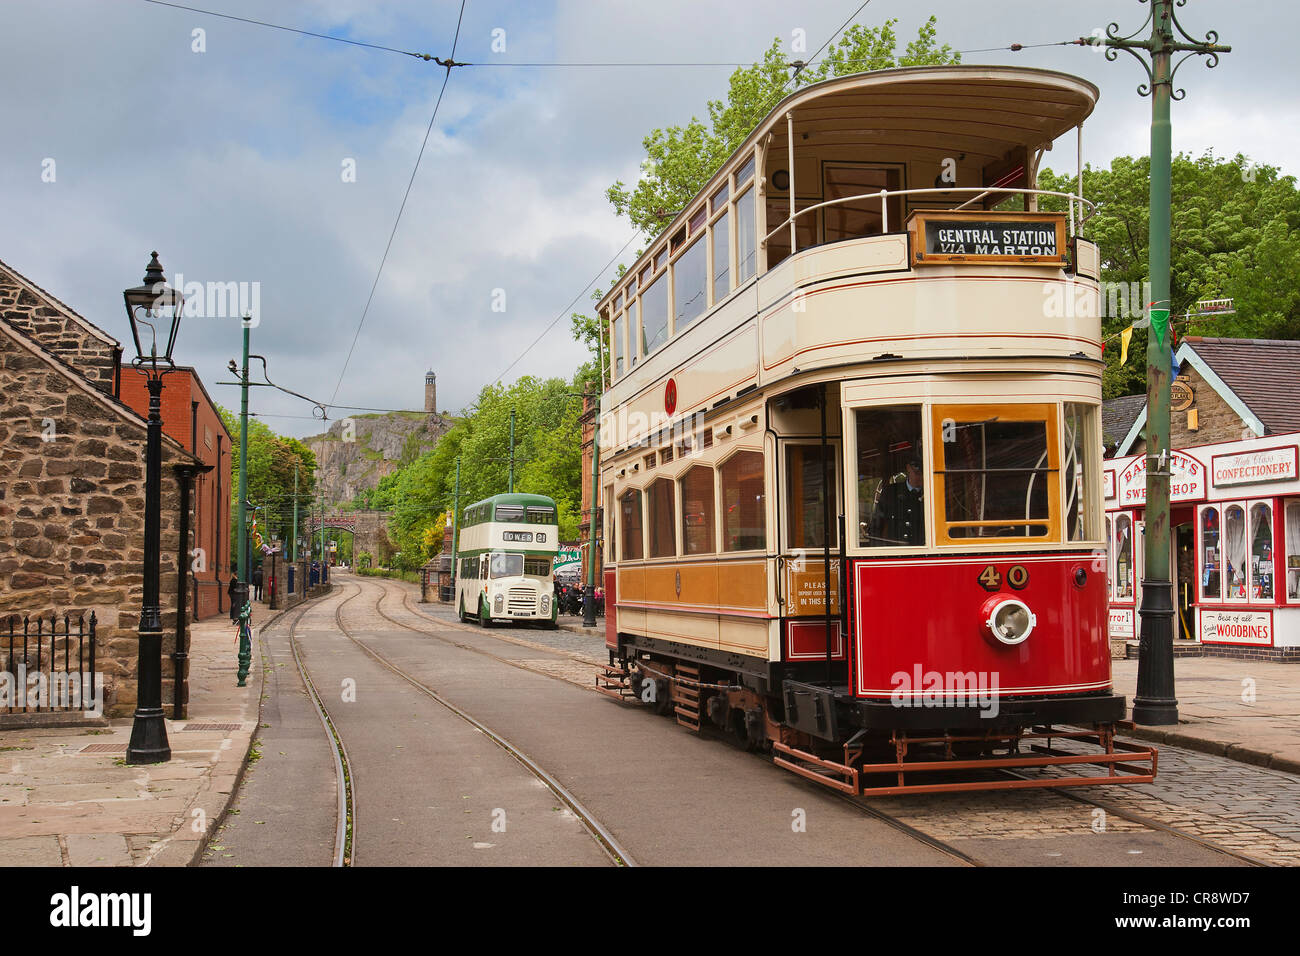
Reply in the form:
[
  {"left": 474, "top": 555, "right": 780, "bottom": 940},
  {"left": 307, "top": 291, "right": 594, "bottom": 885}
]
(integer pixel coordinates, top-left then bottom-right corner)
[
  {"left": 0, "top": 599, "right": 295, "bottom": 866},
  {"left": 1111, "top": 656, "right": 1300, "bottom": 773}
]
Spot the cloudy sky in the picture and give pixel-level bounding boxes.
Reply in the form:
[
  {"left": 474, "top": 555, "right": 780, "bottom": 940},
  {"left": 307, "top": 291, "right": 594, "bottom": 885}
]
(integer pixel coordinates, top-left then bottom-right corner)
[{"left": 1, "top": 0, "right": 1290, "bottom": 438}]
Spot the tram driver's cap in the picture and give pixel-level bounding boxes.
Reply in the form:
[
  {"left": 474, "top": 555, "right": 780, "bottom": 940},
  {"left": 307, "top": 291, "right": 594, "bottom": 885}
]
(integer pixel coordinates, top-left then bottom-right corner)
[{"left": 906, "top": 454, "right": 922, "bottom": 470}]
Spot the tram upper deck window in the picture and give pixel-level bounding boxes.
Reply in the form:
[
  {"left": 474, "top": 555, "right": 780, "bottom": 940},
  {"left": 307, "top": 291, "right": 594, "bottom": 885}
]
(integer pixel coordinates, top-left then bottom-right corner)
[
  {"left": 640, "top": 273, "right": 668, "bottom": 355},
  {"left": 712, "top": 210, "right": 730, "bottom": 302},
  {"left": 673, "top": 235, "right": 707, "bottom": 332},
  {"left": 736, "top": 186, "right": 756, "bottom": 284},
  {"left": 824, "top": 164, "right": 903, "bottom": 241},
  {"left": 721, "top": 450, "right": 765, "bottom": 551},
  {"left": 932, "top": 404, "right": 1060, "bottom": 545},
  {"left": 856, "top": 406, "right": 924, "bottom": 548},
  {"left": 612, "top": 313, "right": 625, "bottom": 377}
]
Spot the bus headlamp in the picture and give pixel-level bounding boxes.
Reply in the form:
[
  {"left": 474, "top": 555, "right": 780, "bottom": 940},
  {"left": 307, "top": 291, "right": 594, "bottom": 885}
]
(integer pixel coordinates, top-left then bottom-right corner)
[
  {"left": 540, "top": 595, "right": 549, "bottom": 613},
  {"left": 494, "top": 594, "right": 503, "bottom": 613},
  {"left": 981, "top": 597, "right": 1036, "bottom": 647}
]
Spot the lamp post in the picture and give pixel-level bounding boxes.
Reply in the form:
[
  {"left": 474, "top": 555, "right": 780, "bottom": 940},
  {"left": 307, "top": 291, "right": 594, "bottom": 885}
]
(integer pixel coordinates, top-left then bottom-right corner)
[
  {"left": 1096, "top": 1, "right": 1230, "bottom": 726},
  {"left": 123, "top": 252, "right": 184, "bottom": 764}
]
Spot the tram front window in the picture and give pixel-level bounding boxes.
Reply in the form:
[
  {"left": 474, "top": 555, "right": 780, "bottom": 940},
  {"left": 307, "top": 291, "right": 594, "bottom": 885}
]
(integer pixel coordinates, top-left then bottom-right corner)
[
  {"left": 489, "top": 553, "right": 524, "bottom": 578},
  {"left": 856, "top": 405, "right": 924, "bottom": 547},
  {"left": 933, "top": 404, "right": 1059, "bottom": 543}
]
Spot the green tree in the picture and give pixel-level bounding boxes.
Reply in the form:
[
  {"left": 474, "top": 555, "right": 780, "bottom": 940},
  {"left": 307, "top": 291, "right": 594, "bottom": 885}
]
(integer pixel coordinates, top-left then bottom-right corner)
[
  {"left": 606, "top": 16, "right": 959, "bottom": 235},
  {"left": 218, "top": 406, "right": 318, "bottom": 565},
  {"left": 1038, "top": 152, "right": 1300, "bottom": 396}
]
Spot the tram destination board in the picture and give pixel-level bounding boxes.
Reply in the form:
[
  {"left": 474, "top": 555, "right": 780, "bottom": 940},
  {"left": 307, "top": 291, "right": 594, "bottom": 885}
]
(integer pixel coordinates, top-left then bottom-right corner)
[{"left": 909, "top": 210, "right": 1066, "bottom": 266}]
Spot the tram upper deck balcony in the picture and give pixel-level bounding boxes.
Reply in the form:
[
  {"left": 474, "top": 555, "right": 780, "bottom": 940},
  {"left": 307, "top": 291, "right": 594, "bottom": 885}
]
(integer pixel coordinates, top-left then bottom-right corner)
[{"left": 598, "top": 66, "right": 1103, "bottom": 422}]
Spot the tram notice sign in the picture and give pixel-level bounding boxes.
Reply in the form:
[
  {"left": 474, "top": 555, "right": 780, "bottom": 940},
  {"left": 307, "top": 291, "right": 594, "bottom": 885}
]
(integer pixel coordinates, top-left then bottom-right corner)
[{"left": 909, "top": 210, "right": 1066, "bottom": 266}]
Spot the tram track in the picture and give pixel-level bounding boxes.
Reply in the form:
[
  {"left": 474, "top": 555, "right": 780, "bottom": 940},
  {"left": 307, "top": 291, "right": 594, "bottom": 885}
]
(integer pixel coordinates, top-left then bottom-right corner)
[
  {"left": 355, "top": 576, "right": 1264, "bottom": 867},
  {"left": 369, "top": 578, "right": 987, "bottom": 866},
  {"left": 325, "top": 579, "right": 635, "bottom": 867},
  {"left": 286, "top": 594, "right": 356, "bottom": 867}
]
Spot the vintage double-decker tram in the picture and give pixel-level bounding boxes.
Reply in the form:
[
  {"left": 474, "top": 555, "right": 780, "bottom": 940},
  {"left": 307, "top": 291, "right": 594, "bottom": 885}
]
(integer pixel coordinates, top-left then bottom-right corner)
[{"left": 592, "top": 65, "right": 1156, "bottom": 795}]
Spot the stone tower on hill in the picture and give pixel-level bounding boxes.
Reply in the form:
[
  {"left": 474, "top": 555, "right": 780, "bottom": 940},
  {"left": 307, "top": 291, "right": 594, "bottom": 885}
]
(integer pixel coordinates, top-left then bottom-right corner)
[{"left": 306, "top": 369, "right": 451, "bottom": 508}]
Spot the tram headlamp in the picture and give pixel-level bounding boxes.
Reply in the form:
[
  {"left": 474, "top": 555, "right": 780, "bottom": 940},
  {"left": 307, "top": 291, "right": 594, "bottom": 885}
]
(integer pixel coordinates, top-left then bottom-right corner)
[{"left": 980, "top": 597, "right": 1037, "bottom": 647}]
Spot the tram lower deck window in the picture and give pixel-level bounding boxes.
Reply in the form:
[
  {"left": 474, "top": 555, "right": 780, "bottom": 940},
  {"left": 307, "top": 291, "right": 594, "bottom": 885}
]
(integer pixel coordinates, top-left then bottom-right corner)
[{"left": 857, "top": 406, "right": 924, "bottom": 547}]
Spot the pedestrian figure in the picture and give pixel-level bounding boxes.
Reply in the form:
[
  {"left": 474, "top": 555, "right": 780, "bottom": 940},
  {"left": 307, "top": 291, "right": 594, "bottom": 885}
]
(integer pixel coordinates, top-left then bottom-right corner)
[
  {"left": 252, "top": 564, "right": 264, "bottom": 602},
  {"left": 227, "top": 575, "right": 239, "bottom": 621}
]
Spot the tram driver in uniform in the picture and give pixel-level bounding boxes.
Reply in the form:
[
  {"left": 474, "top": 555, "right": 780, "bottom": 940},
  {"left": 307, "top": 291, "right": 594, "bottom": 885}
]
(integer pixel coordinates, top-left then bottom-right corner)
[{"left": 870, "top": 454, "right": 925, "bottom": 546}]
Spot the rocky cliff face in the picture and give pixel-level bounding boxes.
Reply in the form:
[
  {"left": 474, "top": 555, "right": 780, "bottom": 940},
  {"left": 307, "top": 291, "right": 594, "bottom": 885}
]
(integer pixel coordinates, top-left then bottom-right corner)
[{"left": 306, "top": 411, "right": 451, "bottom": 507}]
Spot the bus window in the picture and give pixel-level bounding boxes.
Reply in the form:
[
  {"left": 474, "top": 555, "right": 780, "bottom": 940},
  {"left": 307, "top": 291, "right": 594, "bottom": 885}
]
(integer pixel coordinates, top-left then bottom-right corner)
[
  {"left": 786, "top": 444, "right": 836, "bottom": 549},
  {"left": 490, "top": 553, "right": 524, "bottom": 578},
  {"left": 495, "top": 505, "right": 525, "bottom": 522},
  {"left": 857, "top": 406, "right": 924, "bottom": 548},
  {"left": 721, "top": 451, "right": 765, "bottom": 551},
  {"left": 524, "top": 557, "right": 551, "bottom": 577}
]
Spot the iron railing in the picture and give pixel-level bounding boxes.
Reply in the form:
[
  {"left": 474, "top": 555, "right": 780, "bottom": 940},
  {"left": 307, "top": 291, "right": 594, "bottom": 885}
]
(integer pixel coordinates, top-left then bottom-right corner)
[{"left": 3, "top": 612, "right": 99, "bottom": 714}]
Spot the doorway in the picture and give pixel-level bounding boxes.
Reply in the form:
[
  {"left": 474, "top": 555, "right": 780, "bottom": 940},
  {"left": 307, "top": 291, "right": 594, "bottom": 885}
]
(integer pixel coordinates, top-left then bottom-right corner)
[{"left": 1175, "top": 521, "right": 1195, "bottom": 641}]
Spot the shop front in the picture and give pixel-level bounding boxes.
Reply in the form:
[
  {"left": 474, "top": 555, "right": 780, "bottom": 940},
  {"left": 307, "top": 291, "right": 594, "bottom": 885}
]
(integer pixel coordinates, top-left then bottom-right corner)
[{"left": 1104, "top": 433, "right": 1300, "bottom": 661}]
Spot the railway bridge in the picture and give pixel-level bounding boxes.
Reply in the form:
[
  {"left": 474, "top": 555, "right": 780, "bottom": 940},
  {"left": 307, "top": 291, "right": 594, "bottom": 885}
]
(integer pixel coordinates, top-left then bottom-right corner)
[{"left": 304, "top": 510, "right": 392, "bottom": 561}]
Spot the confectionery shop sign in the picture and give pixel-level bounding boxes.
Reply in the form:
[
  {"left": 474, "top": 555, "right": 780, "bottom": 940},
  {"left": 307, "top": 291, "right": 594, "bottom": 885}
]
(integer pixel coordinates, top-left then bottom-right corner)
[
  {"left": 1200, "top": 609, "right": 1272, "bottom": 646},
  {"left": 1211, "top": 445, "right": 1298, "bottom": 488},
  {"left": 1116, "top": 451, "right": 1205, "bottom": 505}
]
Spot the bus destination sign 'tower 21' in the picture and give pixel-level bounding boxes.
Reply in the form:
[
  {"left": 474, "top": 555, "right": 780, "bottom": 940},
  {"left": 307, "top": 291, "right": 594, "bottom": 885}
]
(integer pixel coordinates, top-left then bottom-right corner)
[{"left": 908, "top": 210, "right": 1066, "bottom": 266}]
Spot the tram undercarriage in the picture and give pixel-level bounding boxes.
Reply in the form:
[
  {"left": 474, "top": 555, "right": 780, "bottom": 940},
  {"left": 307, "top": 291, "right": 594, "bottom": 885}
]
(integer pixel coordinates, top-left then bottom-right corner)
[{"left": 597, "top": 638, "right": 1157, "bottom": 797}]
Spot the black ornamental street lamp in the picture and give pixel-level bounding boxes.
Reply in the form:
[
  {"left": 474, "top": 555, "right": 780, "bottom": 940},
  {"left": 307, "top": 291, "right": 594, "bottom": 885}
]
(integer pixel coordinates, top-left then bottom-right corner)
[{"left": 123, "top": 251, "right": 184, "bottom": 764}]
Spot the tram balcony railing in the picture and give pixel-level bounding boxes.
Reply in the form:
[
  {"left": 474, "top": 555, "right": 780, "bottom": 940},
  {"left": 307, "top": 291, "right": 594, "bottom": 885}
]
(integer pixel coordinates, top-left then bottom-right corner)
[{"left": 762, "top": 186, "right": 1098, "bottom": 256}]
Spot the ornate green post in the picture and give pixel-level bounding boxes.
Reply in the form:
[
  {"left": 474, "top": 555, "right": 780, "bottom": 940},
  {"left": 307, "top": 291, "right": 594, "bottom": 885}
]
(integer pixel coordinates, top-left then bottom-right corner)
[
  {"left": 1098, "top": 1, "right": 1229, "bottom": 725},
  {"left": 236, "top": 599, "right": 251, "bottom": 687}
]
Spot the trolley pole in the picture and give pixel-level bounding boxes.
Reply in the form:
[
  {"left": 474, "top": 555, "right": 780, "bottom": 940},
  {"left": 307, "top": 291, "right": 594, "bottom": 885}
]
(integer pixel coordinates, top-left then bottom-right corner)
[
  {"left": 584, "top": 331, "right": 605, "bottom": 629},
  {"left": 1095, "top": 1, "right": 1229, "bottom": 725},
  {"left": 451, "top": 455, "right": 461, "bottom": 584},
  {"left": 234, "top": 322, "right": 251, "bottom": 687},
  {"left": 291, "top": 464, "right": 298, "bottom": 563},
  {"left": 508, "top": 406, "right": 516, "bottom": 493}
]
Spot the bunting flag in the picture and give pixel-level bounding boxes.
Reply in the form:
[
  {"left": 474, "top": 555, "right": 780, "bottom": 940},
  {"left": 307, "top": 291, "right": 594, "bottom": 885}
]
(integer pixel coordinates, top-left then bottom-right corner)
[{"left": 1120, "top": 326, "right": 1134, "bottom": 366}]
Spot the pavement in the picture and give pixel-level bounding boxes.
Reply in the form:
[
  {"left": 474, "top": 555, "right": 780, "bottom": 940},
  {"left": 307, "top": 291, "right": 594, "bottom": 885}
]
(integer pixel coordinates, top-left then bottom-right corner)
[
  {"left": 0, "top": 585, "right": 1295, "bottom": 865},
  {"left": 0, "top": 599, "right": 272, "bottom": 867},
  {"left": 1111, "top": 656, "right": 1300, "bottom": 775}
]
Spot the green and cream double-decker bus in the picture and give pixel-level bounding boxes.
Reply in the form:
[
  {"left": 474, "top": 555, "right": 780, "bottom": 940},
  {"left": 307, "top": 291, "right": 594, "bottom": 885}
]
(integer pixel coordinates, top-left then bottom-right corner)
[{"left": 455, "top": 493, "right": 560, "bottom": 628}]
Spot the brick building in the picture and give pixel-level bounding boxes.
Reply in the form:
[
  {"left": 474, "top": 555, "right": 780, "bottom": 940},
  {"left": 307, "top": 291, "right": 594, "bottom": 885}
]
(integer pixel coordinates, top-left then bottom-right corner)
[
  {"left": 118, "top": 368, "right": 232, "bottom": 620},
  {"left": 0, "top": 256, "right": 212, "bottom": 716}
]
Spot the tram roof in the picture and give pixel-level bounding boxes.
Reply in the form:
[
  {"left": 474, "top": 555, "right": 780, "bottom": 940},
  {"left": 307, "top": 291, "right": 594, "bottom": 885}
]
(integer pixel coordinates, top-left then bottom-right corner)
[{"left": 597, "top": 64, "right": 1099, "bottom": 311}]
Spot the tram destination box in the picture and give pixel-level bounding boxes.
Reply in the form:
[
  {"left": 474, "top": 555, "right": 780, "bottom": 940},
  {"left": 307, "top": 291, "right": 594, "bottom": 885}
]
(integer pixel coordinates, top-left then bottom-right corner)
[{"left": 909, "top": 210, "right": 1066, "bottom": 266}]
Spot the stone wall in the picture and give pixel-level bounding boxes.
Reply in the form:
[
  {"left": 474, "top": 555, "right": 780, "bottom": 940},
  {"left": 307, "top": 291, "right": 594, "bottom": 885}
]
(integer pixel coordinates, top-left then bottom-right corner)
[
  {"left": 0, "top": 260, "right": 119, "bottom": 396},
  {"left": 0, "top": 324, "right": 193, "bottom": 717}
]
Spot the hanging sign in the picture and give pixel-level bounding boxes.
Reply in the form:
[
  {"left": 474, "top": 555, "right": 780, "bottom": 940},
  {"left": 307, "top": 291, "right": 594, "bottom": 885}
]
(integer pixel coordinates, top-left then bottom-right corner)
[
  {"left": 1116, "top": 451, "right": 1206, "bottom": 505},
  {"left": 909, "top": 210, "right": 1065, "bottom": 266},
  {"left": 1210, "top": 445, "right": 1298, "bottom": 488}
]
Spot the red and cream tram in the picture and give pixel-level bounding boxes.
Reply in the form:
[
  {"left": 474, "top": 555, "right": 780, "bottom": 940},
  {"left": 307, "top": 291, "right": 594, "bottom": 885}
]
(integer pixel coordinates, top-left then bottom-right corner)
[{"left": 593, "top": 65, "right": 1156, "bottom": 795}]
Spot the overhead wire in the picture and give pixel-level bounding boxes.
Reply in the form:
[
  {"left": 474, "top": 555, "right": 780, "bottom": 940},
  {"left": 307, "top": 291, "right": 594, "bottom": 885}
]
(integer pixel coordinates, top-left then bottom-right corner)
[{"left": 327, "top": 0, "right": 467, "bottom": 411}]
